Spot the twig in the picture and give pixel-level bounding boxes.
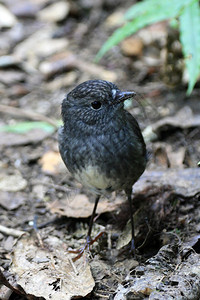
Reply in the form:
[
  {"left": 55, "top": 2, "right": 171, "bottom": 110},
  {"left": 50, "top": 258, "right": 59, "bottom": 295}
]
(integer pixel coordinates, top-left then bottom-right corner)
[
  {"left": 93, "top": 292, "right": 109, "bottom": 299},
  {"left": 32, "top": 181, "right": 71, "bottom": 193},
  {"left": 0, "top": 268, "right": 25, "bottom": 297},
  {"left": 68, "top": 255, "right": 79, "bottom": 275},
  {"left": 0, "top": 225, "right": 26, "bottom": 238},
  {"left": 0, "top": 104, "right": 58, "bottom": 128}
]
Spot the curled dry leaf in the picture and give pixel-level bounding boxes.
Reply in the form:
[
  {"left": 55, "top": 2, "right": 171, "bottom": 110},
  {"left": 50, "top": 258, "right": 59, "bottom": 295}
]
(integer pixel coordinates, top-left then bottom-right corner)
[{"left": 10, "top": 235, "right": 95, "bottom": 300}]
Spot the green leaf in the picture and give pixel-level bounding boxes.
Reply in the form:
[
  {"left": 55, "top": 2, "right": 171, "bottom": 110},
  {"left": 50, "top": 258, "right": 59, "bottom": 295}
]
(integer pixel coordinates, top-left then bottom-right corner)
[
  {"left": 125, "top": 0, "right": 195, "bottom": 21},
  {"left": 96, "top": 0, "right": 196, "bottom": 61},
  {"left": 0, "top": 121, "right": 61, "bottom": 134},
  {"left": 179, "top": 1, "right": 200, "bottom": 94}
]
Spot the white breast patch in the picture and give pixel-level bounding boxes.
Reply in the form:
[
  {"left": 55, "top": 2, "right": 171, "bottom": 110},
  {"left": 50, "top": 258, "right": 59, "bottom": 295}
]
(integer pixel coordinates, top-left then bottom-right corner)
[{"left": 74, "top": 165, "right": 116, "bottom": 194}]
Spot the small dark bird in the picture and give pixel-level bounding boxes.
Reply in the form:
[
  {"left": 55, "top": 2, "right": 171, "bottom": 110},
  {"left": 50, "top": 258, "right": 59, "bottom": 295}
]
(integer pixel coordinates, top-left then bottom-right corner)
[{"left": 58, "top": 79, "right": 147, "bottom": 254}]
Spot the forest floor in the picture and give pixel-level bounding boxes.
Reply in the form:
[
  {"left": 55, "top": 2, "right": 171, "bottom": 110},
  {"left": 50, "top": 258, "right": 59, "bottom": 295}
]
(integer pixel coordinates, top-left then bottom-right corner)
[{"left": 0, "top": 0, "right": 200, "bottom": 299}]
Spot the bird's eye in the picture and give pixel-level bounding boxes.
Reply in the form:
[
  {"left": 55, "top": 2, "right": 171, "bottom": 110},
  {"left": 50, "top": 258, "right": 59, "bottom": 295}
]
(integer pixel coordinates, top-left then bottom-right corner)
[{"left": 91, "top": 101, "right": 102, "bottom": 110}]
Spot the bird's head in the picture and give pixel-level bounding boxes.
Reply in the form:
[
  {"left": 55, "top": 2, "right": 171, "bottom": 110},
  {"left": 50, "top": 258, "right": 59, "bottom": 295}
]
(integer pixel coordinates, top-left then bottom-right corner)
[{"left": 61, "top": 79, "right": 136, "bottom": 126}]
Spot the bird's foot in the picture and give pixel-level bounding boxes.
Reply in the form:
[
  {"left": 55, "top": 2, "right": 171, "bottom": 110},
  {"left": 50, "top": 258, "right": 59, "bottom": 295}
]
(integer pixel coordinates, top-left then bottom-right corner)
[{"left": 68, "top": 231, "right": 105, "bottom": 262}]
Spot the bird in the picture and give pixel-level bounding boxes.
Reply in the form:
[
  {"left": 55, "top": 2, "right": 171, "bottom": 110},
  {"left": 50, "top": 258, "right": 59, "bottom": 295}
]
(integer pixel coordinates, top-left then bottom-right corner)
[{"left": 58, "top": 79, "right": 147, "bottom": 255}]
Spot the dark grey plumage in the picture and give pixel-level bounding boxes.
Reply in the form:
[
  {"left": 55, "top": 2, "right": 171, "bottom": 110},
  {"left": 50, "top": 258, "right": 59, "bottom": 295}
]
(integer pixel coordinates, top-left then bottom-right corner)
[{"left": 58, "top": 79, "right": 147, "bottom": 253}]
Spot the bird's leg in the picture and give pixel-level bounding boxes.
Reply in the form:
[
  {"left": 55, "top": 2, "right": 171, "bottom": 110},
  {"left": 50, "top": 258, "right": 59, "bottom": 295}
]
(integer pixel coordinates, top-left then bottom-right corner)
[
  {"left": 69, "top": 195, "right": 101, "bottom": 261},
  {"left": 86, "top": 195, "right": 101, "bottom": 245},
  {"left": 126, "top": 188, "right": 136, "bottom": 256}
]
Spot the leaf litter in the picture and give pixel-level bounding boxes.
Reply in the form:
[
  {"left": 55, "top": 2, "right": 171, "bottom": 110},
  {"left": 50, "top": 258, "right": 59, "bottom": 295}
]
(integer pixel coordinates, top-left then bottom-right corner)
[
  {"left": 0, "top": 0, "right": 200, "bottom": 299},
  {"left": 10, "top": 234, "right": 95, "bottom": 300}
]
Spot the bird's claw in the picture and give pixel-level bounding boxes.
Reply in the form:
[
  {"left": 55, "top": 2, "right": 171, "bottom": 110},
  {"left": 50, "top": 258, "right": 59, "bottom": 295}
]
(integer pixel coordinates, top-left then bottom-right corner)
[{"left": 68, "top": 231, "right": 105, "bottom": 262}]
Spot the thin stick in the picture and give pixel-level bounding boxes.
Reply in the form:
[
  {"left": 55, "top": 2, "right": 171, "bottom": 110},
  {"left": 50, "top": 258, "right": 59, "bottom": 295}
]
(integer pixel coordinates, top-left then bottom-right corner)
[
  {"left": 0, "top": 104, "right": 58, "bottom": 128},
  {"left": 68, "top": 255, "right": 79, "bottom": 275},
  {"left": 0, "top": 225, "right": 26, "bottom": 238}
]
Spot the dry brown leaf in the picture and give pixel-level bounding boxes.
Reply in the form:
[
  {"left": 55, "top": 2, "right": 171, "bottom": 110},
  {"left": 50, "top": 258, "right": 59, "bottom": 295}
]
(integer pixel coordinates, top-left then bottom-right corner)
[
  {"left": 116, "top": 219, "right": 133, "bottom": 250},
  {"left": 166, "top": 146, "right": 186, "bottom": 168},
  {"left": 0, "top": 172, "right": 27, "bottom": 192},
  {"left": 48, "top": 193, "right": 125, "bottom": 218},
  {"left": 153, "top": 143, "right": 170, "bottom": 168},
  {"left": 10, "top": 235, "right": 95, "bottom": 300},
  {"left": 121, "top": 37, "right": 143, "bottom": 57},
  {"left": 153, "top": 143, "right": 186, "bottom": 168},
  {"left": 39, "top": 151, "right": 64, "bottom": 174}
]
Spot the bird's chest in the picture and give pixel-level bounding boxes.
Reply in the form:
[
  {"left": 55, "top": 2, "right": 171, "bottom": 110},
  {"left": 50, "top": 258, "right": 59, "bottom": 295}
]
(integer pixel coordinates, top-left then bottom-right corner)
[
  {"left": 67, "top": 126, "right": 129, "bottom": 189},
  {"left": 70, "top": 125, "right": 129, "bottom": 167}
]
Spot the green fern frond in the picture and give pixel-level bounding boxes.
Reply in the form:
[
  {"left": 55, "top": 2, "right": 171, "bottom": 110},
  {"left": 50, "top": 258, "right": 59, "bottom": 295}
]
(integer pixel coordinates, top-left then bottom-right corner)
[
  {"left": 96, "top": 0, "right": 195, "bottom": 61},
  {"left": 96, "top": 0, "right": 200, "bottom": 94},
  {"left": 179, "top": 1, "right": 200, "bottom": 94}
]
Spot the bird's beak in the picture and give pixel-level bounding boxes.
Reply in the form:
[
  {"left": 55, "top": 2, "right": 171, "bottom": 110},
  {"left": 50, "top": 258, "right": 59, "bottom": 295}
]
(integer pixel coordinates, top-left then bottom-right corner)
[{"left": 115, "top": 91, "right": 136, "bottom": 103}]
